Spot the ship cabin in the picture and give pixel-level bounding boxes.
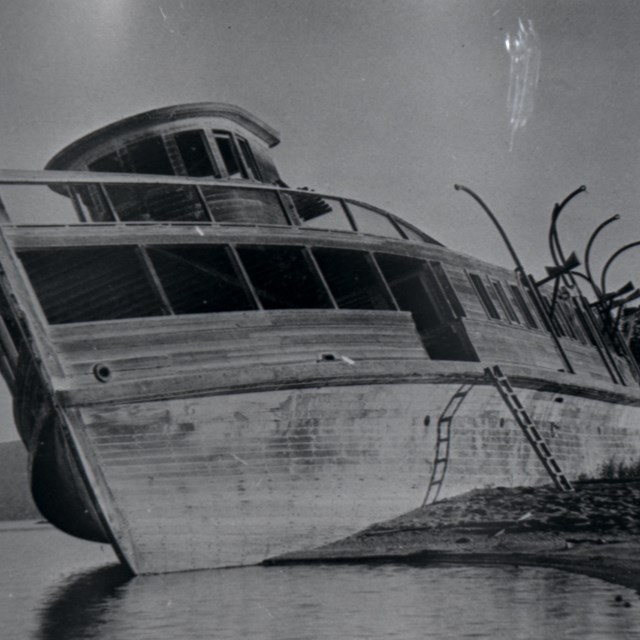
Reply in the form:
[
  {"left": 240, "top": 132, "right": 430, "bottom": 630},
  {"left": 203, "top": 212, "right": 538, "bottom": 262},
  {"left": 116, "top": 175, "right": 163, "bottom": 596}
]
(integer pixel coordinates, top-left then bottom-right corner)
[{"left": 0, "top": 102, "right": 636, "bottom": 429}]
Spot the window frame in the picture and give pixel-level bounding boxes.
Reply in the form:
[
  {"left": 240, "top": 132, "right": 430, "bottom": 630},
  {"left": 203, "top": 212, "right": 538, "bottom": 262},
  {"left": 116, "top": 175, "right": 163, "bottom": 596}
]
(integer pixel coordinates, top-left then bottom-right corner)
[
  {"left": 491, "top": 280, "right": 520, "bottom": 324},
  {"left": 174, "top": 129, "right": 222, "bottom": 179},
  {"left": 212, "top": 130, "right": 248, "bottom": 179},
  {"left": 467, "top": 271, "right": 501, "bottom": 320}
]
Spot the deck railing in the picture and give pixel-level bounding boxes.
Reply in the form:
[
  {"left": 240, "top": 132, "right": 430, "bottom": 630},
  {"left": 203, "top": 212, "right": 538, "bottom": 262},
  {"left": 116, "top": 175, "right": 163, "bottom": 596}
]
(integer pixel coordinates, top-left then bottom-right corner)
[{"left": 0, "top": 169, "right": 437, "bottom": 244}]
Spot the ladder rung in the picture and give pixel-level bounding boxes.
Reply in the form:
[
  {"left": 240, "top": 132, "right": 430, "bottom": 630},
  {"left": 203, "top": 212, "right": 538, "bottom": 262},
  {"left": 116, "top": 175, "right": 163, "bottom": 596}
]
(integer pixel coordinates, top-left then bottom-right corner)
[{"left": 487, "top": 364, "right": 573, "bottom": 493}]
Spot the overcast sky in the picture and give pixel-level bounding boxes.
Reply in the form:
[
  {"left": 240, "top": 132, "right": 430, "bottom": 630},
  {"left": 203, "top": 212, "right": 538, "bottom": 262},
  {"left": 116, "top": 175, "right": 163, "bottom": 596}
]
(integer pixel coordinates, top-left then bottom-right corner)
[{"left": 0, "top": 0, "right": 639, "bottom": 440}]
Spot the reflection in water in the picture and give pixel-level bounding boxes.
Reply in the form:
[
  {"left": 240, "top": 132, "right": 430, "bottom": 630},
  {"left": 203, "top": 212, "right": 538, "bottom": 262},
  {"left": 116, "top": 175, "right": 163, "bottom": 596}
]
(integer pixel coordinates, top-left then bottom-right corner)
[
  {"left": 37, "top": 564, "right": 132, "bottom": 640},
  {"left": 33, "top": 561, "right": 640, "bottom": 640}
]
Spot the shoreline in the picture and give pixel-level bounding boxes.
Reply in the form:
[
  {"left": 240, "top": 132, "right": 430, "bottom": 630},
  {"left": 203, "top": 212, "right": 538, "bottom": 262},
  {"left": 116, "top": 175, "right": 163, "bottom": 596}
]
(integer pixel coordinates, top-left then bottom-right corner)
[{"left": 267, "top": 480, "right": 640, "bottom": 591}]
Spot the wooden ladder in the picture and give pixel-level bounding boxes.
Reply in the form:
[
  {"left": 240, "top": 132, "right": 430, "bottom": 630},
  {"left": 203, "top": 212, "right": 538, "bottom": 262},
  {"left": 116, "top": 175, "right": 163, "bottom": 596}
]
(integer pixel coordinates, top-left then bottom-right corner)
[
  {"left": 423, "top": 383, "right": 474, "bottom": 506},
  {"left": 485, "top": 365, "right": 573, "bottom": 492}
]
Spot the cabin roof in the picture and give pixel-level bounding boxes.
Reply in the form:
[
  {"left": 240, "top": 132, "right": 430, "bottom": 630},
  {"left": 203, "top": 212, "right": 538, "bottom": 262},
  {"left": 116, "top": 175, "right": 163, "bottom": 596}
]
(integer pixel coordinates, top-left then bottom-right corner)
[{"left": 45, "top": 103, "right": 281, "bottom": 170}]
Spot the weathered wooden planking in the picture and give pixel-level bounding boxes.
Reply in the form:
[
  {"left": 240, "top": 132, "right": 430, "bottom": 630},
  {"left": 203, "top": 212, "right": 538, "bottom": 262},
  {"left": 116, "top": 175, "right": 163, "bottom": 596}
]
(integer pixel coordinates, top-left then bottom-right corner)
[
  {"left": 463, "top": 320, "right": 566, "bottom": 372},
  {"left": 50, "top": 310, "right": 428, "bottom": 384},
  {"left": 65, "top": 378, "right": 640, "bottom": 573},
  {"left": 75, "top": 383, "right": 442, "bottom": 572}
]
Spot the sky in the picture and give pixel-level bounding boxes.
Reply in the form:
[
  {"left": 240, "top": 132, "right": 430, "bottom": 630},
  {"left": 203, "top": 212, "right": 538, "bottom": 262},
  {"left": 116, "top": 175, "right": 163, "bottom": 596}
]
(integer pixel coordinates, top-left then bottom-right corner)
[{"left": 0, "top": 0, "right": 639, "bottom": 440}]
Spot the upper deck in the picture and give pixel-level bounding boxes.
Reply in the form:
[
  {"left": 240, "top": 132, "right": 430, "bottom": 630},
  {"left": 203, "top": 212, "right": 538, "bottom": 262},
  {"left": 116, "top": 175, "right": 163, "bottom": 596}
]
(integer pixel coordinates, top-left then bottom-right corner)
[
  {"left": 0, "top": 102, "right": 636, "bottom": 419},
  {"left": 0, "top": 168, "right": 439, "bottom": 245},
  {"left": 34, "top": 101, "right": 437, "bottom": 241}
]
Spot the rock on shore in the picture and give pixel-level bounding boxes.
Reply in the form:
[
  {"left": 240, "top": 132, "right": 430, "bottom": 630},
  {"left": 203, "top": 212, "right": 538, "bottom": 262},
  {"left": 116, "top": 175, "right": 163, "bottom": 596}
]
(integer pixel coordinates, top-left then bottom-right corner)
[{"left": 269, "top": 480, "right": 640, "bottom": 591}]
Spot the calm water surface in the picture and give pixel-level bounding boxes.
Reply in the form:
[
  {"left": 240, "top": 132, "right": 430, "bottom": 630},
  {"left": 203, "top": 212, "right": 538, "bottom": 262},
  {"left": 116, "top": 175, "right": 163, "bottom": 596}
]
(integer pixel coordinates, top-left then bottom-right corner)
[{"left": 1, "top": 522, "right": 639, "bottom": 639}]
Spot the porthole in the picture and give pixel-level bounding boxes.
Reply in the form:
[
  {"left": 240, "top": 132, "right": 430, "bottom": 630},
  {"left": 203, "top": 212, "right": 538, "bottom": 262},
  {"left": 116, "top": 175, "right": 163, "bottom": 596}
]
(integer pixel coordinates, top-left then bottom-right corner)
[{"left": 93, "top": 363, "right": 112, "bottom": 383}]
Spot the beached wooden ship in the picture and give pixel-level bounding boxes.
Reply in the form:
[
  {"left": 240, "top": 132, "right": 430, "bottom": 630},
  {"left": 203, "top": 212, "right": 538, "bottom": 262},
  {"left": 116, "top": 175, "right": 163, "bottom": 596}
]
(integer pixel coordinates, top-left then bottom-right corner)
[{"left": 2, "top": 103, "right": 640, "bottom": 574}]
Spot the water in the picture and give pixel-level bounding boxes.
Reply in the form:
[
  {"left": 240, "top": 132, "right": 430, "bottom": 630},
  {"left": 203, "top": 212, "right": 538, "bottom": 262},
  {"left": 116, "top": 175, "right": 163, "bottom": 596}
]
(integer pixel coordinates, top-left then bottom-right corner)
[{"left": 1, "top": 522, "right": 639, "bottom": 639}]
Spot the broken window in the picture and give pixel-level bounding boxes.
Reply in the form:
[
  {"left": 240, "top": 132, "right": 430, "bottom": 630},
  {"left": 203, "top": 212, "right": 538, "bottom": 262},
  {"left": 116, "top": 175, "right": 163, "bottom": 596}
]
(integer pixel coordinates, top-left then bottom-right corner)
[
  {"left": 511, "top": 283, "right": 538, "bottom": 328},
  {"left": 199, "top": 185, "right": 289, "bottom": 225},
  {"left": 313, "top": 248, "right": 394, "bottom": 310},
  {"left": 89, "top": 137, "right": 208, "bottom": 222},
  {"left": 237, "top": 137, "right": 262, "bottom": 181},
  {"left": 430, "top": 261, "right": 466, "bottom": 318},
  {"left": 347, "top": 203, "right": 404, "bottom": 239},
  {"left": 492, "top": 280, "right": 520, "bottom": 324},
  {"left": 88, "top": 150, "right": 135, "bottom": 214},
  {"left": 147, "top": 246, "right": 256, "bottom": 314},
  {"left": 175, "top": 130, "right": 220, "bottom": 178},
  {"left": 375, "top": 253, "right": 442, "bottom": 331},
  {"left": 126, "top": 137, "right": 174, "bottom": 175},
  {"left": 237, "top": 246, "right": 333, "bottom": 310},
  {"left": 294, "top": 193, "right": 354, "bottom": 231},
  {"left": 214, "top": 132, "right": 247, "bottom": 179},
  {"left": 395, "top": 220, "right": 436, "bottom": 244},
  {"left": 541, "top": 295, "right": 566, "bottom": 336},
  {"left": 468, "top": 273, "right": 500, "bottom": 320},
  {"left": 19, "top": 247, "right": 165, "bottom": 324}
]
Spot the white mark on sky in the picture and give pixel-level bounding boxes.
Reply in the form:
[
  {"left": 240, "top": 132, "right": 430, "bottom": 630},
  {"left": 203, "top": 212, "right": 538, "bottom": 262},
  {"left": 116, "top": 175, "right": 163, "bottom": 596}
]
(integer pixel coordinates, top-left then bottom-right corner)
[
  {"left": 505, "top": 19, "right": 541, "bottom": 150},
  {"left": 159, "top": 6, "right": 167, "bottom": 21}
]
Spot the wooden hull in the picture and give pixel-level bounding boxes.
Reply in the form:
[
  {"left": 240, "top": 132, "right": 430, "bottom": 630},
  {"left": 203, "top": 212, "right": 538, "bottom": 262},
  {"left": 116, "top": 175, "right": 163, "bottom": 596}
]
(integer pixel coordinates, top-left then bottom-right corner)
[
  {"left": 3, "top": 226, "right": 639, "bottom": 574},
  {"left": 3, "top": 106, "right": 639, "bottom": 576},
  {"left": 38, "top": 369, "right": 640, "bottom": 574}
]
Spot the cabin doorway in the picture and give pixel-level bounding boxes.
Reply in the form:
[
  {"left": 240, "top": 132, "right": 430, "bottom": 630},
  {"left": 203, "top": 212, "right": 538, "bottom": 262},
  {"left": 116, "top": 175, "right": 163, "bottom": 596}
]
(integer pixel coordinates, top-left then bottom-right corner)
[{"left": 374, "top": 253, "right": 478, "bottom": 362}]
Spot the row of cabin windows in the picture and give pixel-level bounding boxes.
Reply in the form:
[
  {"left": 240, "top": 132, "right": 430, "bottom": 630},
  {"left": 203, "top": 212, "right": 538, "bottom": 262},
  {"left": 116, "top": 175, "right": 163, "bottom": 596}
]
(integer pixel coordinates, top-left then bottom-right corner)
[
  {"left": 17, "top": 246, "right": 465, "bottom": 333},
  {"left": 71, "top": 179, "right": 434, "bottom": 242},
  {"left": 88, "top": 129, "right": 262, "bottom": 183},
  {"left": 467, "top": 270, "right": 600, "bottom": 347},
  {"left": 468, "top": 271, "right": 541, "bottom": 331},
  {"left": 74, "top": 133, "right": 433, "bottom": 243}
]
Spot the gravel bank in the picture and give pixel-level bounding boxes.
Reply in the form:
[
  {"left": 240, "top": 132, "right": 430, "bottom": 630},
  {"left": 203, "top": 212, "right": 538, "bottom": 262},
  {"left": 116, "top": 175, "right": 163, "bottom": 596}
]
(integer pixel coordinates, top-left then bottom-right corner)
[{"left": 268, "top": 480, "right": 640, "bottom": 591}]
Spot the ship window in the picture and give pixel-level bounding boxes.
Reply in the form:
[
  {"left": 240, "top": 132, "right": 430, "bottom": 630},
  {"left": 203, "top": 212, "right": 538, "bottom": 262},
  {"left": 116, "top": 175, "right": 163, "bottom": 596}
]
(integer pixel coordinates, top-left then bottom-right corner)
[
  {"left": 214, "top": 132, "right": 247, "bottom": 179},
  {"left": 492, "top": 281, "right": 520, "bottom": 324},
  {"left": 237, "top": 246, "right": 332, "bottom": 310},
  {"left": 549, "top": 296, "right": 573, "bottom": 337},
  {"left": 294, "top": 194, "right": 354, "bottom": 231},
  {"left": 237, "top": 137, "right": 262, "bottom": 181},
  {"left": 523, "top": 285, "right": 550, "bottom": 332},
  {"left": 541, "top": 295, "right": 566, "bottom": 336},
  {"left": 88, "top": 151, "right": 133, "bottom": 211},
  {"left": 562, "top": 299, "right": 587, "bottom": 344},
  {"left": 312, "top": 248, "right": 394, "bottom": 310},
  {"left": 555, "top": 300, "right": 577, "bottom": 339},
  {"left": 509, "top": 284, "right": 538, "bottom": 329},
  {"left": 147, "top": 246, "right": 256, "bottom": 314},
  {"left": 395, "top": 220, "right": 436, "bottom": 244},
  {"left": 573, "top": 300, "right": 598, "bottom": 346},
  {"left": 89, "top": 142, "right": 207, "bottom": 223},
  {"left": 557, "top": 297, "right": 585, "bottom": 342},
  {"left": 347, "top": 203, "right": 404, "bottom": 239},
  {"left": 89, "top": 150, "right": 125, "bottom": 173},
  {"left": 19, "top": 247, "right": 165, "bottom": 324},
  {"left": 175, "top": 130, "right": 220, "bottom": 178},
  {"left": 430, "top": 262, "right": 466, "bottom": 318},
  {"left": 126, "top": 137, "right": 174, "bottom": 175},
  {"left": 468, "top": 273, "right": 500, "bottom": 320},
  {"left": 374, "top": 254, "right": 442, "bottom": 331},
  {"left": 200, "top": 186, "right": 289, "bottom": 225}
]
